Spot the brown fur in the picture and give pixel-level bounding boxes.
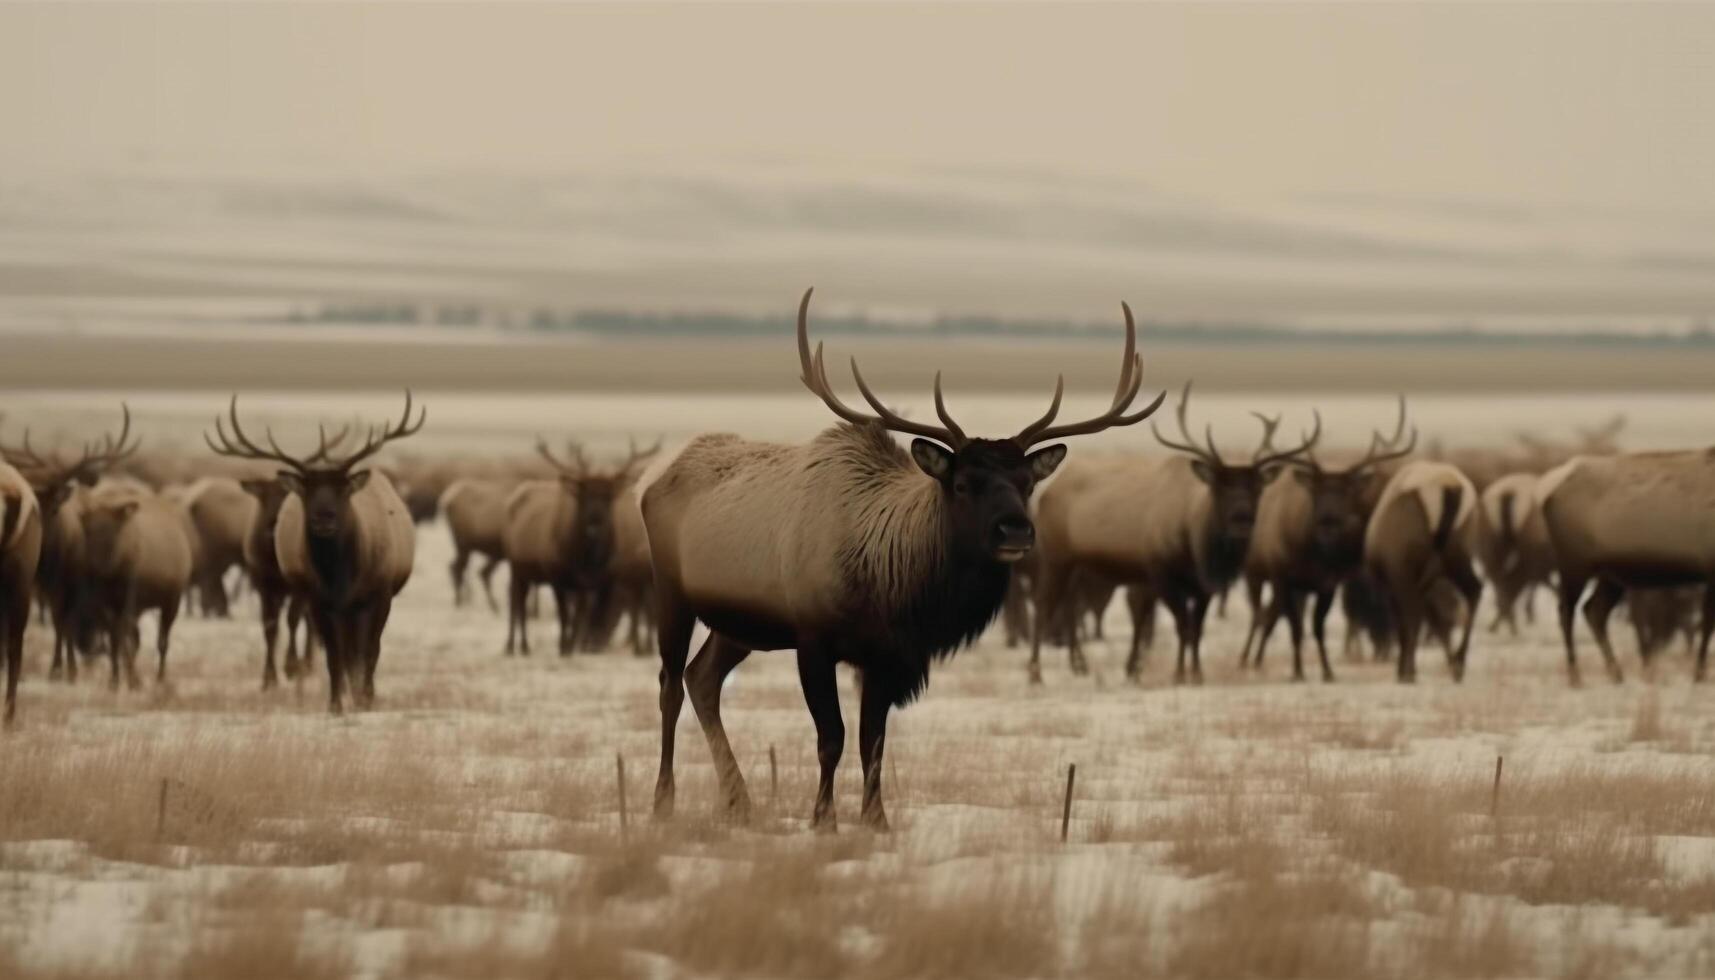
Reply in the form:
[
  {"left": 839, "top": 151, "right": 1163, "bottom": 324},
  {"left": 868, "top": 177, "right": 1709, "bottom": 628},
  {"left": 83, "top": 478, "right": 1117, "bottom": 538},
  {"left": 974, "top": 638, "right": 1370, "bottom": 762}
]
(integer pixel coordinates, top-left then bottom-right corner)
[
  {"left": 1537, "top": 451, "right": 1715, "bottom": 683},
  {"left": 1363, "top": 461, "right": 1483, "bottom": 683},
  {"left": 440, "top": 478, "right": 511, "bottom": 611},
  {"left": 0, "top": 462, "right": 43, "bottom": 723},
  {"left": 81, "top": 483, "right": 194, "bottom": 690}
]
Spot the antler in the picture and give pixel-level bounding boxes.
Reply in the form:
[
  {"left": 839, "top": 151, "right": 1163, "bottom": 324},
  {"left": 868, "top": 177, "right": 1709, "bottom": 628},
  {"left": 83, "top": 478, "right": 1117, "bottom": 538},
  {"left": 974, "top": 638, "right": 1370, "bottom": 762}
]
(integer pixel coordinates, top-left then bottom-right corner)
[
  {"left": 796, "top": 288, "right": 969, "bottom": 447},
  {"left": 1151, "top": 382, "right": 1225, "bottom": 467},
  {"left": 1012, "top": 301, "right": 1167, "bottom": 447},
  {"left": 3, "top": 404, "right": 140, "bottom": 485},
  {"left": 1250, "top": 412, "right": 1283, "bottom": 460},
  {"left": 206, "top": 395, "right": 312, "bottom": 472},
  {"left": 615, "top": 436, "right": 663, "bottom": 483},
  {"left": 1349, "top": 395, "right": 1417, "bottom": 474},
  {"left": 536, "top": 437, "right": 587, "bottom": 477},
  {"left": 1253, "top": 410, "right": 1321, "bottom": 470},
  {"left": 324, "top": 390, "right": 427, "bottom": 473}
]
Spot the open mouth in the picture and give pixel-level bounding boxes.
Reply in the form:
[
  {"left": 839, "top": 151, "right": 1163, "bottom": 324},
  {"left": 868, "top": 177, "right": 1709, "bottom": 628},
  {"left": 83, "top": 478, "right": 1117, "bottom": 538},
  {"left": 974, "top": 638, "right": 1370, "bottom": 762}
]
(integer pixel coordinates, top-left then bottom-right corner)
[{"left": 994, "top": 544, "right": 1033, "bottom": 562}]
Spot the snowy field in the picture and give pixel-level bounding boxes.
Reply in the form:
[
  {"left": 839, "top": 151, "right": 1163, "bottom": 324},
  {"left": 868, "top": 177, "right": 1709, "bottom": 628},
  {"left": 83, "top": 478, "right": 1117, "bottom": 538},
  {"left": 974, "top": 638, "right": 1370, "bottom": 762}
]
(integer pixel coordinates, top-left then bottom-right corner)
[{"left": 2, "top": 472, "right": 1714, "bottom": 975}]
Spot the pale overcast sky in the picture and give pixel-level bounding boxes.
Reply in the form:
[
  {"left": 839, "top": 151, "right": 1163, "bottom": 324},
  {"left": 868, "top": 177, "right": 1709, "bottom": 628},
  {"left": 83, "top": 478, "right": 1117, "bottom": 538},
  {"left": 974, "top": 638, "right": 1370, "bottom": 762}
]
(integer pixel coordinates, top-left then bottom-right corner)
[{"left": 2, "top": 2, "right": 1711, "bottom": 213}]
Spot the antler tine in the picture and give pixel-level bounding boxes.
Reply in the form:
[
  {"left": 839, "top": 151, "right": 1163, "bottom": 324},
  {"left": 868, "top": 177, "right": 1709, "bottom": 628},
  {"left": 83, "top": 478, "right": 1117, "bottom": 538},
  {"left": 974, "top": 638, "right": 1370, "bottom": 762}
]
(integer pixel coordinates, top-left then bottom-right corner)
[
  {"left": 205, "top": 395, "right": 308, "bottom": 472},
  {"left": 794, "top": 287, "right": 965, "bottom": 447},
  {"left": 1014, "top": 303, "right": 1165, "bottom": 447},
  {"left": 306, "top": 423, "right": 352, "bottom": 465},
  {"left": 330, "top": 389, "right": 427, "bottom": 472},
  {"left": 930, "top": 373, "right": 968, "bottom": 447},
  {"left": 1350, "top": 397, "right": 1418, "bottom": 473},
  {"left": 1255, "top": 410, "right": 1322, "bottom": 469},
  {"left": 1150, "top": 381, "right": 1222, "bottom": 466},
  {"left": 1249, "top": 411, "right": 1283, "bottom": 458},
  {"left": 0, "top": 426, "right": 59, "bottom": 474},
  {"left": 535, "top": 435, "right": 580, "bottom": 476}
]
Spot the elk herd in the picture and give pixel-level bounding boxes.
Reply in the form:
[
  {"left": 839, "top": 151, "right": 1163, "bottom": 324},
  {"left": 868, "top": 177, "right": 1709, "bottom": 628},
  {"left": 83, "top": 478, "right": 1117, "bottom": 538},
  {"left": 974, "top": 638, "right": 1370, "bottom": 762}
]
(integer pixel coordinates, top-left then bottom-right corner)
[{"left": 0, "top": 289, "right": 1710, "bottom": 826}]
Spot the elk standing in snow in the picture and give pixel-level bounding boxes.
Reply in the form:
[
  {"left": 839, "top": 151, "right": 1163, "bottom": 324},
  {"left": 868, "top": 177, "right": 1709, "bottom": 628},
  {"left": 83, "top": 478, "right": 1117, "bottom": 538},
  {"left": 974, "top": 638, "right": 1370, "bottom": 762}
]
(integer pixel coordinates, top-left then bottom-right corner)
[
  {"left": 1537, "top": 450, "right": 1715, "bottom": 684},
  {"left": 503, "top": 439, "right": 655, "bottom": 655},
  {"left": 208, "top": 395, "right": 421, "bottom": 712},
  {"left": 643, "top": 288, "right": 1162, "bottom": 828},
  {"left": 1241, "top": 401, "right": 1416, "bottom": 682},
  {"left": 1474, "top": 472, "right": 1556, "bottom": 636},
  {"left": 1364, "top": 460, "right": 1483, "bottom": 682},
  {"left": 81, "top": 481, "right": 195, "bottom": 688},
  {"left": 1, "top": 406, "right": 138, "bottom": 683},
  {"left": 440, "top": 478, "right": 511, "bottom": 610}
]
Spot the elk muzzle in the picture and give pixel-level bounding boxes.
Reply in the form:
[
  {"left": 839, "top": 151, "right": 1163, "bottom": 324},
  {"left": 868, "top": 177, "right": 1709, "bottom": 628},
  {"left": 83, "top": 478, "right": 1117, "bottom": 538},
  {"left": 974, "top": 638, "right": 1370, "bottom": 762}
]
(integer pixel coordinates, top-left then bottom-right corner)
[{"left": 991, "top": 514, "right": 1035, "bottom": 562}]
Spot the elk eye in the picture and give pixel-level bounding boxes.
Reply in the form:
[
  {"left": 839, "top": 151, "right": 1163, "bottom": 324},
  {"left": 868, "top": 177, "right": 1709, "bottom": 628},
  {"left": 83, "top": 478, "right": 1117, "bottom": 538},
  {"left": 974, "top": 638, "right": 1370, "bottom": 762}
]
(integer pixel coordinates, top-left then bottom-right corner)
[{"left": 953, "top": 479, "right": 971, "bottom": 495}]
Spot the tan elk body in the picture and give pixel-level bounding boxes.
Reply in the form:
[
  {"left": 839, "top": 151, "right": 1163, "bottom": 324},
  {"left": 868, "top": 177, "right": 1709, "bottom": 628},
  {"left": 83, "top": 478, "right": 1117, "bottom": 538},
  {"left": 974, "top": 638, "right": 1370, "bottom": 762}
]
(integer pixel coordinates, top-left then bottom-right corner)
[
  {"left": 81, "top": 482, "right": 195, "bottom": 688},
  {"left": 1363, "top": 459, "right": 1483, "bottom": 682},
  {"left": 439, "top": 478, "right": 511, "bottom": 610},
  {"left": 642, "top": 289, "right": 1161, "bottom": 829},
  {"left": 1536, "top": 450, "right": 1715, "bottom": 683}
]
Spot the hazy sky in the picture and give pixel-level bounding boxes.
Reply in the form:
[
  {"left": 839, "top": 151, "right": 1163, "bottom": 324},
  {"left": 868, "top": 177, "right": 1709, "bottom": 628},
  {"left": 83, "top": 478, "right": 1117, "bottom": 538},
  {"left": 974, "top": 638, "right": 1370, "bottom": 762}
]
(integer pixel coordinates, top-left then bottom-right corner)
[{"left": 3, "top": 2, "right": 1712, "bottom": 213}]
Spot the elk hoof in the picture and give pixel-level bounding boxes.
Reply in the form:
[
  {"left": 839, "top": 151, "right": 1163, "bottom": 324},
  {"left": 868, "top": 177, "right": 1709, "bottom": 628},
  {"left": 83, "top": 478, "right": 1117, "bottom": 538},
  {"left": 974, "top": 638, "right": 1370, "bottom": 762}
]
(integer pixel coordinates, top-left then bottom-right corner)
[
  {"left": 262, "top": 672, "right": 278, "bottom": 691},
  {"left": 47, "top": 664, "right": 63, "bottom": 681},
  {"left": 1321, "top": 671, "right": 1336, "bottom": 684},
  {"left": 653, "top": 785, "right": 675, "bottom": 821},
  {"left": 1291, "top": 672, "right": 1307, "bottom": 684},
  {"left": 862, "top": 807, "right": 891, "bottom": 833},
  {"left": 1027, "top": 664, "right": 1043, "bottom": 686}
]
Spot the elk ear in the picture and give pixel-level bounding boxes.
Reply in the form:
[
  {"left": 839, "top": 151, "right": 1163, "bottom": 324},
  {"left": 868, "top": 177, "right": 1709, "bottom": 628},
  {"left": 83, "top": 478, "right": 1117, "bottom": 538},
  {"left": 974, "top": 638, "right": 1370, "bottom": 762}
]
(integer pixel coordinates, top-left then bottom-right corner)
[
  {"left": 910, "top": 439, "right": 954, "bottom": 483},
  {"left": 40, "top": 483, "right": 72, "bottom": 513},
  {"left": 240, "top": 479, "right": 273, "bottom": 499},
  {"left": 1258, "top": 463, "right": 1287, "bottom": 485},
  {"left": 1188, "top": 460, "right": 1216, "bottom": 485},
  {"left": 276, "top": 470, "right": 306, "bottom": 497},
  {"left": 1292, "top": 467, "right": 1315, "bottom": 488},
  {"left": 346, "top": 469, "right": 372, "bottom": 493},
  {"left": 116, "top": 500, "right": 141, "bottom": 521},
  {"left": 1027, "top": 444, "right": 1067, "bottom": 482}
]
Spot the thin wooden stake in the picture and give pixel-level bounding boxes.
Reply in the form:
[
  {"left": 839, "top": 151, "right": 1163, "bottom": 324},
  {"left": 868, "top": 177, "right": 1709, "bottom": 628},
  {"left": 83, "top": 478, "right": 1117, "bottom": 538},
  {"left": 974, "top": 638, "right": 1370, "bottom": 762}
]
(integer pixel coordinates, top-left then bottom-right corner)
[
  {"left": 616, "top": 754, "right": 628, "bottom": 833},
  {"left": 1061, "top": 764, "right": 1077, "bottom": 843},
  {"left": 156, "top": 778, "right": 169, "bottom": 840},
  {"left": 1490, "top": 755, "right": 1504, "bottom": 818},
  {"left": 769, "top": 745, "right": 778, "bottom": 803}
]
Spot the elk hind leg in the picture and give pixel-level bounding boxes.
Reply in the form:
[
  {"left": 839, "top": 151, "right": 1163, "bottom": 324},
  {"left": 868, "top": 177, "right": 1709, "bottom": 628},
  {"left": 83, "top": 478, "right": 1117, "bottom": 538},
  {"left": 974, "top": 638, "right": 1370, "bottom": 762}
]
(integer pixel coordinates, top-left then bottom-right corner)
[
  {"left": 1311, "top": 588, "right": 1337, "bottom": 682},
  {"left": 260, "top": 588, "right": 284, "bottom": 690},
  {"left": 449, "top": 547, "right": 469, "bottom": 607},
  {"left": 478, "top": 555, "right": 501, "bottom": 613},
  {"left": 685, "top": 632, "right": 753, "bottom": 820},
  {"left": 1446, "top": 560, "right": 1485, "bottom": 682},
  {"left": 155, "top": 600, "right": 179, "bottom": 684},
  {"left": 1694, "top": 584, "right": 1715, "bottom": 683},
  {"left": 1556, "top": 575, "right": 1589, "bottom": 687},
  {"left": 1581, "top": 579, "right": 1626, "bottom": 684}
]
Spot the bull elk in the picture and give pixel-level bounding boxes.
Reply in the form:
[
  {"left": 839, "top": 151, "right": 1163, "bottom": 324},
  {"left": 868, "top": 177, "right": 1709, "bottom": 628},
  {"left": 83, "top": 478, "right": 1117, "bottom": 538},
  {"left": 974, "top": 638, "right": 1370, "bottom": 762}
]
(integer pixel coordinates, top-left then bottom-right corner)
[
  {"left": 643, "top": 288, "right": 1162, "bottom": 829},
  {"left": 0, "top": 405, "right": 138, "bottom": 683},
  {"left": 208, "top": 394, "right": 423, "bottom": 712},
  {"left": 1241, "top": 399, "right": 1416, "bottom": 682},
  {"left": 234, "top": 426, "right": 348, "bottom": 690},
  {"left": 0, "top": 459, "right": 43, "bottom": 722},
  {"left": 1030, "top": 383, "right": 1317, "bottom": 684},
  {"left": 1536, "top": 450, "right": 1715, "bottom": 685},
  {"left": 503, "top": 438, "right": 657, "bottom": 656}
]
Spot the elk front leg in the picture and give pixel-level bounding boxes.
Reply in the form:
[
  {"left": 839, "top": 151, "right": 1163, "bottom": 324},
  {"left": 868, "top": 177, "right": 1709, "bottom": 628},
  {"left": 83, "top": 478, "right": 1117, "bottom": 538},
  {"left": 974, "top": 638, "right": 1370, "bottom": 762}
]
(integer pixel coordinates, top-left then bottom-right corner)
[
  {"left": 651, "top": 589, "right": 695, "bottom": 820},
  {"left": 1311, "top": 588, "right": 1337, "bottom": 682},
  {"left": 685, "top": 633, "right": 753, "bottom": 821},
  {"left": 1556, "top": 574, "right": 1589, "bottom": 687},
  {"left": 1285, "top": 587, "right": 1309, "bottom": 682},
  {"left": 858, "top": 671, "right": 892, "bottom": 831},
  {"left": 259, "top": 587, "right": 284, "bottom": 690},
  {"left": 449, "top": 547, "right": 469, "bottom": 607},
  {"left": 478, "top": 555, "right": 501, "bottom": 613},
  {"left": 314, "top": 605, "right": 347, "bottom": 715},
  {"left": 797, "top": 646, "right": 844, "bottom": 830},
  {"left": 1581, "top": 578, "right": 1626, "bottom": 684}
]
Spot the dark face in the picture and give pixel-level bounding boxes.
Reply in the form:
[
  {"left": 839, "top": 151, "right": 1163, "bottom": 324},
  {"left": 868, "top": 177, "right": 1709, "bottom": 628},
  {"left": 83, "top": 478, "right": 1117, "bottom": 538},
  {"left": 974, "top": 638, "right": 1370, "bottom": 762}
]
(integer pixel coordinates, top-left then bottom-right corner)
[
  {"left": 912, "top": 438, "right": 1065, "bottom": 563},
  {"left": 563, "top": 475, "right": 618, "bottom": 565},
  {"left": 278, "top": 469, "right": 371, "bottom": 539},
  {"left": 1297, "top": 468, "right": 1374, "bottom": 563},
  {"left": 31, "top": 479, "right": 74, "bottom": 520},
  {"left": 1189, "top": 461, "right": 1282, "bottom": 552}
]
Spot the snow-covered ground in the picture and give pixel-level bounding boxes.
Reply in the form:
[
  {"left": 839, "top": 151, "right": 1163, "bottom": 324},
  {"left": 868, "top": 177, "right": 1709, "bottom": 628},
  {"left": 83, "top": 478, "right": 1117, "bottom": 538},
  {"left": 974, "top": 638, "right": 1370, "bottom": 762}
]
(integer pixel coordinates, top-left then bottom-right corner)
[{"left": 3, "top": 489, "right": 1714, "bottom": 978}]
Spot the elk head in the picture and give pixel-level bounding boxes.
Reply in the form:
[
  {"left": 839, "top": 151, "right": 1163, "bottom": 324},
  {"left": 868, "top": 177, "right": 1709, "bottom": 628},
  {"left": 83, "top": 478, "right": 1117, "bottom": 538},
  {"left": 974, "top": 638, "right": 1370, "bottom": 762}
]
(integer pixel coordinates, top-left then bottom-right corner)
[
  {"left": 1152, "top": 384, "right": 1320, "bottom": 573},
  {"left": 536, "top": 436, "right": 661, "bottom": 573},
  {"left": 80, "top": 493, "right": 144, "bottom": 571},
  {"left": 208, "top": 394, "right": 423, "bottom": 541},
  {"left": 0, "top": 404, "right": 139, "bottom": 520},
  {"left": 237, "top": 425, "right": 352, "bottom": 536},
  {"left": 797, "top": 288, "right": 1165, "bottom": 564},
  {"left": 1291, "top": 396, "right": 1416, "bottom": 563}
]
